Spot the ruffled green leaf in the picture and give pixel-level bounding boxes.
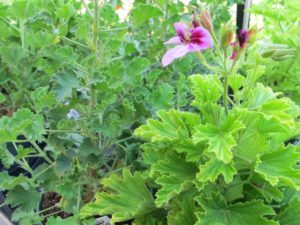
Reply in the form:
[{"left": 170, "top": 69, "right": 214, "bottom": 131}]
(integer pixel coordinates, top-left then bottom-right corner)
[
  {"left": 255, "top": 146, "right": 300, "bottom": 190},
  {"left": 193, "top": 114, "right": 244, "bottom": 163},
  {"left": 167, "top": 193, "right": 198, "bottom": 225},
  {"left": 135, "top": 109, "right": 199, "bottom": 142},
  {"left": 277, "top": 199, "right": 300, "bottom": 225},
  {"left": 197, "top": 158, "right": 237, "bottom": 188},
  {"left": 195, "top": 194, "right": 277, "bottom": 225},
  {"left": 80, "top": 169, "right": 157, "bottom": 224},
  {"left": 189, "top": 74, "right": 223, "bottom": 108},
  {"left": 152, "top": 153, "right": 198, "bottom": 207}
]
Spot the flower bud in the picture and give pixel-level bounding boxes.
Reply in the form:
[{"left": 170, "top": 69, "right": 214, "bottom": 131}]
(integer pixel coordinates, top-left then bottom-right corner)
[
  {"left": 199, "top": 10, "right": 213, "bottom": 34},
  {"left": 221, "top": 22, "right": 233, "bottom": 51},
  {"left": 248, "top": 26, "right": 258, "bottom": 45},
  {"left": 261, "top": 43, "right": 296, "bottom": 61}
]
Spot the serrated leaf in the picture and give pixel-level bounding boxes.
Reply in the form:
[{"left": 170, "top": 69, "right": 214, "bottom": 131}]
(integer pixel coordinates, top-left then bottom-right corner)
[
  {"left": 152, "top": 153, "right": 198, "bottom": 207},
  {"left": 167, "top": 193, "right": 197, "bottom": 225},
  {"left": 149, "top": 83, "right": 174, "bottom": 110},
  {"left": 193, "top": 114, "right": 244, "bottom": 163},
  {"left": 31, "top": 87, "right": 56, "bottom": 112},
  {"left": 54, "top": 72, "right": 80, "bottom": 101},
  {"left": 255, "top": 146, "right": 300, "bottom": 190},
  {"left": 245, "top": 83, "right": 278, "bottom": 109},
  {"left": 197, "top": 158, "right": 237, "bottom": 187},
  {"left": 6, "top": 186, "right": 41, "bottom": 212},
  {"left": 131, "top": 4, "right": 162, "bottom": 26},
  {"left": 189, "top": 74, "right": 223, "bottom": 108},
  {"left": 80, "top": 169, "right": 157, "bottom": 223},
  {"left": 277, "top": 199, "right": 300, "bottom": 225},
  {"left": 195, "top": 194, "right": 277, "bottom": 225},
  {"left": 46, "top": 216, "right": 79, "bottom": 225},
  {"left": 135, "top": 109, "right": 195, "bottom": 142}
]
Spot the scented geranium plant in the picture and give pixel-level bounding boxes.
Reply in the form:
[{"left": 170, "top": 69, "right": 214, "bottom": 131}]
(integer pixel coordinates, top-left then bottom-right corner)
[{"left": 81, "top": 11, "right": 300, "bottom": 225}]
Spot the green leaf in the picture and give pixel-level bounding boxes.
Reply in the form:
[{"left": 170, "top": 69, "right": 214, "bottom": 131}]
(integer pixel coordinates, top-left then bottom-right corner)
[
  {"left": 9, "top": 0, "right": 37, "bottom": 19},
  {"left": 0, "top": 92, "right": 6, "bottom": 103},
  {"left": 11, "top": 209, "right": 42, "bottom": 225},
  {"left": 131, "top": 4, "right": 162, "bottom": 26},
  {"left": 80, "top": 169, "right": 157, "bottom": 223},
  {"left": 0, "top": 144, "right": 15, "bottom": 168},
  {"left": 193, "top": 114, "right": 244, "bottom": 163},
  {"left": 277, "top": 199, "right": 300, "bottom": 225},
  {"left": 6, "top": 186, "right": 41, "bottom": 212},
  {"left": 0, "top": 172, "right": 30, "bottom": 190},
  {"left": 31, "top": 87, "right": 56, "bottom": 112},
  {"left": 255, "top": 146, "right": 300, "bottom": 190},
  {"left": 195, "top": 194, "right": 277, "bottom": 225},
  {"left": 189, "top": 74, "right": 223, "bottom": 108},
  {"left": 245, "top": 83, "right": 278, "bottom": 109},
  {"left": 0, "top": 108, "right": 45, "bottom": 143},
  {"left": 55, "top": 154, "right": 73, "bottom": 176},
  {"left": 135, "top": 110, "right": 198, "bottom": 142},
  {"left": 78, "top": 138, "right": 101, "bottom": 156},
  {"left": 167, "top": 193, "right": 198, "bottom": 225},
  {"left": 235, "top": 129, "right": 269, "bottom": 164},
  {"left": 53, "top": 72, "right": 80, "bottom": 101},
  {"left": 46, "top": 216, "right": 79, "bottom": 225},
  {"left": 197, "top": 158, "right": 237, "bottom": 188},
  {"left": 152, "top": 153, "right": 198, "bottom": 207},
  {"left": 149, "top": 83, "right": 174, "bottom": 110}
]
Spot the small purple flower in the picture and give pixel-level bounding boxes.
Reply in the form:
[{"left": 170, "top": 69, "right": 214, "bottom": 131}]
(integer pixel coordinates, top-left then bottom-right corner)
[
  {"left": 162, "top": 22, "right": 213, "bottom": 67},
  {"left": 67, "top": 109, "right": 80, "bottom": 120}
]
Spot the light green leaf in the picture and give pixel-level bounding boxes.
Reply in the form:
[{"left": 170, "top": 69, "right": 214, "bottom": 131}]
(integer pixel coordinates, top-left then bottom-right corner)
[
  {"left": 0, "top": 92, "right": 6, "bottom": 103},
  {"left": 195, "top": 194, "right": 277, "bottom": 225},
  {"left": 277, "top": 199, "right": 300, "bottom": 225},
  {"left": 245, "top": 83, "right": 278, "bottom": 109},
  {"left": 152, "top": 153, "right": 198, "bottom": 207},
  {"left": 80, "top": 169, "right": 157, "bottom": 224},
  {"left": 189, "top": 74, "right": 223, "bottom": 108},
  {"left": 131, "top": 4, "right": 162, "bottom": 26},
  {"left": 135, "top": 110, "right": 198, "bottom": 142},
  {"left": 255, "top": 146, "right": 300, "bottom": 190},
  {"left": 167, "top": 193, "right": 198, "bottom": 225},
  {"left": 149, "top": 83, "right": 174, "bottom": 110},
  {"left": 197, "top": 158, "right": 237, "bottom": 188},
  {"left": 193, "top": 114, "right": 244, "bottom": 163}
]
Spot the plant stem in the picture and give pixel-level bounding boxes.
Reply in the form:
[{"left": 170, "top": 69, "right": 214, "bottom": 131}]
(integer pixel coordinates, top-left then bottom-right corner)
[
  {"left": 76, "top": 186, "right": 81, "bottom": 212},
  {"left": 80, "top": 0, "right": 93, "bottom": 17},
  {"left": 20, "top": 19, "right": 25, "bottom": 48},
  {"left": 37, "top": 204, "right": 58, "bottom": 214},
  {"left": 223, "top": 76, "right": 229, "bottom": 115},
  {"left": 30, "top": 141, "right": 53, "bottom": 164},
  {"left": 196, "top": 52, "right": 223, "bottom": 73},
  {"left": 98, "top": 27, "right": 128, "bottom": 32},
  {"left": 62, "top": 37, "right": 89, "bottom": 49},
  {"left": 33, "top": 164, "right": 54, "bottom": 179}
]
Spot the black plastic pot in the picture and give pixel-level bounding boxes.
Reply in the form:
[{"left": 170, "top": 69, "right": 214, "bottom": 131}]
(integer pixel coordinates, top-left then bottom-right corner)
[{"left": 0, "top": 136, "right": 47, "bottom": 224}]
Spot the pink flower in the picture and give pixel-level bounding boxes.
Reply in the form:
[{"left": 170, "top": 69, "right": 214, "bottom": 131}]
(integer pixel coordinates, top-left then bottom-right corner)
[
  {"left": 162, "top": 22, "right": 213, "bottom": 67},
  {"left": 230, "top": 29, "right": 256, "bottom": 60}
]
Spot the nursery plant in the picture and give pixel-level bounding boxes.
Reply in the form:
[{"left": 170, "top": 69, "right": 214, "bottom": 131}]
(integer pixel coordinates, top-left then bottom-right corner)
[
  {"left": 0, "top": 0, "right": 241, "bottom": 224},
  {"left": 81, "top": 10, "right": 300, "bottom": 225},
  {"left": 251, "top": 0, "right": 300, "bottom": 104}
]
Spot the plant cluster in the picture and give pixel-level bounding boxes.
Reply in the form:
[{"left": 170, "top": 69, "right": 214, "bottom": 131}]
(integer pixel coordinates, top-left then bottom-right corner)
[{"left": 1, "top": 0, "right": 299, "bottom": 225}]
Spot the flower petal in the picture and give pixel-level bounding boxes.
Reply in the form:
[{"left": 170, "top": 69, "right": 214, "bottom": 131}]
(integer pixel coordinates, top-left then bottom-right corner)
[
  {"left": 190, "top": 27, "right": 213, "bottom": 49},
  {"left": 164, "top": 36, "right": 181, "bottom": 45},
  {"left": 162, "top": 45, "right": 189, "bottom": 67},
  {"left": 174, "top": 22, "right": 188, "bottom": 41}
]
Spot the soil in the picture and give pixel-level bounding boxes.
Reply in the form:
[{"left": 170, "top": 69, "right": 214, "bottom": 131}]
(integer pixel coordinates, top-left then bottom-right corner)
[{"left": 40, "top": 192, "right": 72, "bottom": 223}]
